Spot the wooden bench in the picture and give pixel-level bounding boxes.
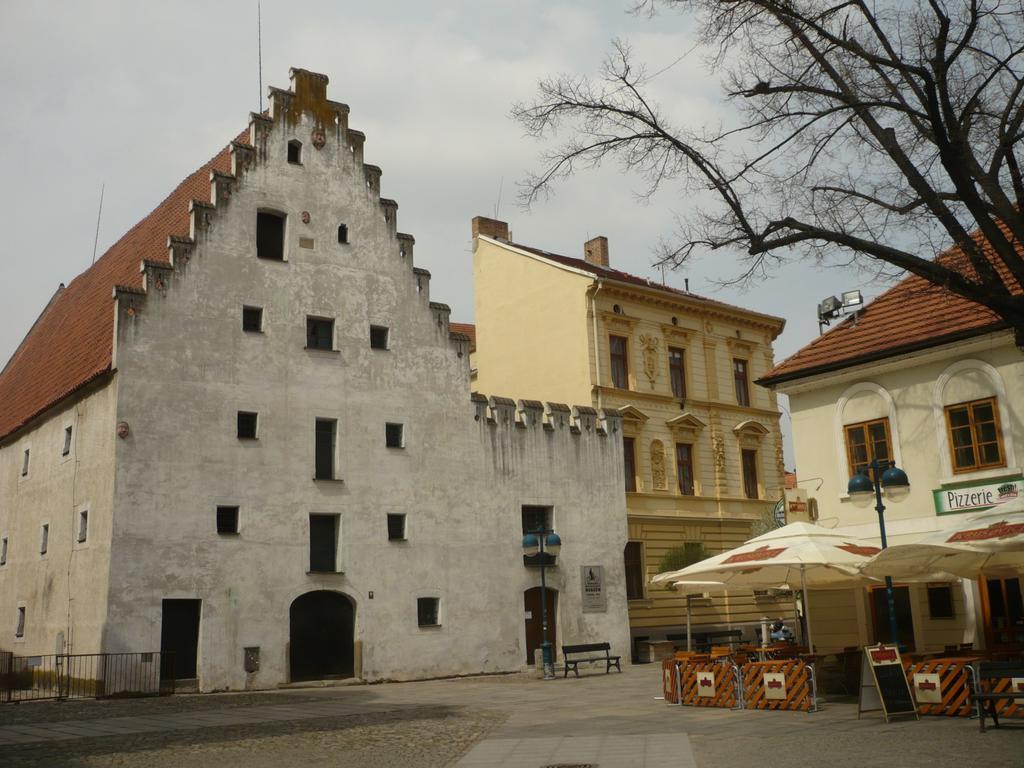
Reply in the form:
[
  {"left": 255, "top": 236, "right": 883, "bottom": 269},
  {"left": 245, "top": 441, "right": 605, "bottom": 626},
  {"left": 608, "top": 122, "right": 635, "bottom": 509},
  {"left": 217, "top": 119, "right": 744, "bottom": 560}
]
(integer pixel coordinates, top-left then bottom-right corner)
[
  {"left": 561, "top": 642, "right": 622, "bottom": 678},
  {"left": 972, "top": 660, "right": 1024, "bottom": 732}
]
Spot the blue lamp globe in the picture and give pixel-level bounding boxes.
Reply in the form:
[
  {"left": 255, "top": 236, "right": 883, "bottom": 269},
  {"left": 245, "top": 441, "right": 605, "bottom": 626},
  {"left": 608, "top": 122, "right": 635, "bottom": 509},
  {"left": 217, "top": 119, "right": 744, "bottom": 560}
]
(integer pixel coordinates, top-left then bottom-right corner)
[
  {"left": 522, "top": 533, "right": 540, "bottom": 555},
  {"left": 847, "top": 472, "right": 874, "bottom": 496},
  {"left": 881, "top": 465, "right": 910, "bottom": 501},
  {"left": 544, "top": 532, "right": 562, "bottom": 557}
]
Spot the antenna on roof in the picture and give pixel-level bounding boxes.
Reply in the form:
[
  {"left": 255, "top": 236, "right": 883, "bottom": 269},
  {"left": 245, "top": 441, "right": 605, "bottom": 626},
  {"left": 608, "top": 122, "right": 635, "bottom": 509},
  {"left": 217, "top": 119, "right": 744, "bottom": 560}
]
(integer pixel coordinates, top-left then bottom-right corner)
[
  {"left": 493, "top": 176, "right": 503, "bottom": 220},
  {"left": 257, "top": 1, "right": 264, "bottom": 113},
  {"left": 91, "top": 183, "right": 105, "bottom": 265}
]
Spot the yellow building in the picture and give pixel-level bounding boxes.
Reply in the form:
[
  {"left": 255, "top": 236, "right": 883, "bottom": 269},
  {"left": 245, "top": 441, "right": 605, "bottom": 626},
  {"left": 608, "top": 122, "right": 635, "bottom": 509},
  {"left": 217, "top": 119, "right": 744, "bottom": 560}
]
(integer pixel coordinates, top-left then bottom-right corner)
[{"left": 469, "top": 216, "right": 792, "bottom": 653}]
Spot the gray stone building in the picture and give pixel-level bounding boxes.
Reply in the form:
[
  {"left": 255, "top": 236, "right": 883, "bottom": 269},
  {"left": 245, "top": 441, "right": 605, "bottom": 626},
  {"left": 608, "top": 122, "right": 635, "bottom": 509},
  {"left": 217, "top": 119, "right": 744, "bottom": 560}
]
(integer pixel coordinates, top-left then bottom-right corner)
[{"left": 0, "top": 68, "right": 630, "bottom": 691}]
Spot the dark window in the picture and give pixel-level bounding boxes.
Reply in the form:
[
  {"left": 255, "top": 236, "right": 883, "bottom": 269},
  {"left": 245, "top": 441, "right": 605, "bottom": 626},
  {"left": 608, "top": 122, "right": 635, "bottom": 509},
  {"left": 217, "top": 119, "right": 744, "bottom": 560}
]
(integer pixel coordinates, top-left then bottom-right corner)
[
  {"left": 624, "top": 541, "right": 644, "bottom": 600},
  {"left": 306, "top": 317, "right": 334, "bottom": 350},
  {"left": 370, "top": 325, "right": 389, "bottom": 350},
  {"left": 256, "top": 211, "right": 285, "bottom": 261},
  {"left": 315, "top": 419, "right": 337, "bottom": 480},
  {"left": 21, "top": 449, "right": 29, "bottom": 477},
  {"left": 623, "top": 436, "right": 637, "bottom": 492},
  {"left": 237, "top": 411, "right": 258, "bottom": 440},
  {"left": 216, "top": 506, "right": 239, "bottom": 535},
  {"left": 62, "top": 426, "right": 73, "bottom": 457},
  {"left": 676, "top": 443, "right": 695, "bottom": 495},
  {"left": 0, "top": 536, "right": 7, "bottom": 566},
  {"left": 385, "top": 423, "right": 404, "bottom": 448},
  {"left": 287, "top": 140, "right": 302, "bottom": 164},
  {"left": 927, "top": 584, "right": 954, "bottom": 619},
  {"left": 309, "top": 514, "right": 339, "bottom": 572},
  {"left": 387, "top": 513, "right": 406, "bottom": 541},
  {"left": 77, "top": 511, "right": 88, "bottom": 543},
  {"left": 417, "top": 597, "right": 440, "bottom": 627},
  {"left": 15, "top": 606, "right": 25, "bottom": 638},
  {"left": 242, "top": 306, "right": 263, "bottom": 332},
  {"left": 733, "top": 358, "right": 750, "bottom": 407},
  {"left": 844, "top": 418, "right": 893, "bottom": 478},
  {"left": 337, "top": 224, "right": 349, "bottom": 244},
  {"left": 945, "top": 397, "right": 1005, "bottom": 473},
  {"left": 609, "top": 335, "right": 629, "bottom": 389},
  {"left": 741, "top": 449, "right": 759, "bottom": 499},
  {"left": 39, "top": 524, "right": 48, "bottom": 555},
  {"left": 668, "top": 347, "right": 686, "bottom": 399}
]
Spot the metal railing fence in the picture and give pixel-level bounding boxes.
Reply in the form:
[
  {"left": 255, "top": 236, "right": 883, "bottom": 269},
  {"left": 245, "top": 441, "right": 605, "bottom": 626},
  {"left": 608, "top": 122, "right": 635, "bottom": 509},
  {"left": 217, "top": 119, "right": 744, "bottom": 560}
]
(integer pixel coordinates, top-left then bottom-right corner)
[{"left": 0, "top": 650, "right": 175, "bottom": 702}]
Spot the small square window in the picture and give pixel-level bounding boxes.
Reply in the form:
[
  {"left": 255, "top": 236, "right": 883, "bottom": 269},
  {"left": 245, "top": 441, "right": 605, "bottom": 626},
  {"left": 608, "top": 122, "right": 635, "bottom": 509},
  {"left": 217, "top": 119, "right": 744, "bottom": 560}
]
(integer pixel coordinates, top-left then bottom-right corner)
[
  {"left": 21, "top": 449, "right": 29, "bottom": 477},
  {"left": 40, "top": 524, "right": 48, "bottom": 556},
  {"left": 0, "top": 536, "right": 7, "bottom": 566},
  {"left": 237, "top": 411, "right": 258, "bottom": 440},
  {"left": 217, "top": 506, "right": 239, "bottom": 535},
  {"left": 287, "top": 140, "right": 302, "bottom": 164},
  {"left": 77, "top": 511, "right": 89, "bottom": 544},
  {"left": 242, "top": 306, "right": 263, "bottom": 332},
  {"left": 306, "top": 317, "right": 335, "bottom": 350},
  {"left": 370, "top": 325, "right": 390, "bottom": 350},
  {"left": 338, "top": 224, "right": 349, "bottom": 244},
  {"left": 387, "top": 513, "right": 407, "bottom": 541},
  {"left": 417, "top": 597, "right": 440, "bottom": 627},
  {"left": 927, "top": 584, "right": 955, "bottom": 619},
  {"left": 16, "top": 606, "right": 26, "bottom": 638},
  {"left": 386, "top": 423, "right": 404, "bottom": 449},
  {"left": 62, "top": 426, "right": 73, "bottom": 457}
]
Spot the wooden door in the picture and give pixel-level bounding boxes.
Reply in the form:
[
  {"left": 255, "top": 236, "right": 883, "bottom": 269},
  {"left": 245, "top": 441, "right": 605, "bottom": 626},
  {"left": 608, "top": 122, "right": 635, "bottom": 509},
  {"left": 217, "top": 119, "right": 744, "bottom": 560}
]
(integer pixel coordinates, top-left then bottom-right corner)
[
  {"left": 523, "top": 587, "right": 557, "bottom": 665},
  {"left": 160, "top": 599, "right": 201, "bottom": 680},
  {"left": 980, "top": 576, "right": 1024, "bottom": 648},
  {"left": 869, "top": 585, "right": 916, "bottom": 651}
]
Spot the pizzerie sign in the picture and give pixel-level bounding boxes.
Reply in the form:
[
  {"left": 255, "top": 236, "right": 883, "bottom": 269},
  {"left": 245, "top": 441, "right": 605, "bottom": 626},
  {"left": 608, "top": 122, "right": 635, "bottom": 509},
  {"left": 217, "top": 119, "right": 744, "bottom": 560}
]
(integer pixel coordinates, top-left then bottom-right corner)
[{"left": 932, "top": 478, "right": 1023, "bottom": 516}]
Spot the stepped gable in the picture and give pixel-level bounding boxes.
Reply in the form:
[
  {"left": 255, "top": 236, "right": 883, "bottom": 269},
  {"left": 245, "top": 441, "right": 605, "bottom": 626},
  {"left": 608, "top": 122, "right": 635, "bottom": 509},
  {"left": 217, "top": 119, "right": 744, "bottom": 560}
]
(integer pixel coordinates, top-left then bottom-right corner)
[
  {"left": 449, "top": 322, "right": 476, "bottom": 352},
  {"left": 760, "top": 223, "right": 1023, "bottom": 385},
  {"left": 0, "top": 135, "right": 242, "bottom": 442}
]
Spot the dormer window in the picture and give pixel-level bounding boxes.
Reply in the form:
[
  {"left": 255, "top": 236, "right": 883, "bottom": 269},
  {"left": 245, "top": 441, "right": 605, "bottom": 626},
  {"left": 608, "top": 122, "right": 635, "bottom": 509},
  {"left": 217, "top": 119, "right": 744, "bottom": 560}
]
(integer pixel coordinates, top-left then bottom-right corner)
[{"left": 287, "top": 140, "right": 302, "bottom": 164}]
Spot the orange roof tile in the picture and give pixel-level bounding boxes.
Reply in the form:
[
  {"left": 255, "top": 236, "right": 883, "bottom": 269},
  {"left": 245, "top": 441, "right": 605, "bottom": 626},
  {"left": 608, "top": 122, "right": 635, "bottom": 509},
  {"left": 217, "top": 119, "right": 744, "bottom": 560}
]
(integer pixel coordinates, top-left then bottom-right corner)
[
  {"left": 0, "top": 133, "right": 246, "bottom": 442},
  {"left": 449, "top": 322, "right": 476, "bottom": 353},
  {"left": 760, "top": 226, "right": 1022, "bottom": 385}
]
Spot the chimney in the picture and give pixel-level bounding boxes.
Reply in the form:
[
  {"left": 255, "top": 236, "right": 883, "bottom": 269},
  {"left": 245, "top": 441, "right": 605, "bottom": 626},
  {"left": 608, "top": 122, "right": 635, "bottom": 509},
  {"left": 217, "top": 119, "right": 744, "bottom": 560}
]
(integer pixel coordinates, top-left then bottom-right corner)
[
  {"left": 584, "top": 236, "right": 609, "bottom": 267},
  {"left": 472, "top": 216, "right": 510, "bottom": 242}
]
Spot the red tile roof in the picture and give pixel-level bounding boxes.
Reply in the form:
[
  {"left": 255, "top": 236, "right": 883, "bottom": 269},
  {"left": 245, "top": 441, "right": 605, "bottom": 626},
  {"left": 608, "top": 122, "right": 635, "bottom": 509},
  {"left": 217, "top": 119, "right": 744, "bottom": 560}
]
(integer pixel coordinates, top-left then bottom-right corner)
[
  {"left": 449, "top": 322, "right": 476, "bottom": 353},
  {"left": 0, "top": 135, "right": 244, "bottom": 442},
  {"left": 506, "top": 241, "right": 784, "bottom": 329},
  {"left": 760, "top": 226, "right": 1022, "bottom": 385}
]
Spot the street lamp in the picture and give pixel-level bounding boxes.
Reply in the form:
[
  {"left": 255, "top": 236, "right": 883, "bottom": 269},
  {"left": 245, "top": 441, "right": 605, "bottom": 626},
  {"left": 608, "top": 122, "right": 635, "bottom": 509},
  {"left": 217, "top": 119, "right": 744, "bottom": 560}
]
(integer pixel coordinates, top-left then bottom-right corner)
[
  {"left": 522, "top": 528, "right": 562, "bottom": 679},
  {"left": 848, "top": 458, "right": 910, "bottom": 649}
]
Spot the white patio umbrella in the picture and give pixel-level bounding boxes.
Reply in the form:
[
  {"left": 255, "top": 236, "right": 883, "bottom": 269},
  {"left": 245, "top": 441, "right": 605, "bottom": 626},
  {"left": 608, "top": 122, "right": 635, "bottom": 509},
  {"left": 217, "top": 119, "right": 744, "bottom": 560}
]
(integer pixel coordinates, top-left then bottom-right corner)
[
  {"left": 862, "top": 502, "right": 1024, "bottom": 580},
  {"left": 652, "top": 522, "right": 883, "bottom": 653}
]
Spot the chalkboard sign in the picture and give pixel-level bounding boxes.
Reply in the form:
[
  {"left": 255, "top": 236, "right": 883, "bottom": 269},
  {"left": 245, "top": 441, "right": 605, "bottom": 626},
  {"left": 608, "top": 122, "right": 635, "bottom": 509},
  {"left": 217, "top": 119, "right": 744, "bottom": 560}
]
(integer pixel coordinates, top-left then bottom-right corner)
[{"left": 858, "top": 644, "right": 919, "bottom": 722}]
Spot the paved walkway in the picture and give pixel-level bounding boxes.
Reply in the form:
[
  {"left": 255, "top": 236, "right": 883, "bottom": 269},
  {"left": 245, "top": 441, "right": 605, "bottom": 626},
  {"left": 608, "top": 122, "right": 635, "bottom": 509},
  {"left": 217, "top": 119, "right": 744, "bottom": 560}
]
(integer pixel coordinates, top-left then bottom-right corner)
[{"left": 2, "top": 664, "right": 1021, "bottom": 767}]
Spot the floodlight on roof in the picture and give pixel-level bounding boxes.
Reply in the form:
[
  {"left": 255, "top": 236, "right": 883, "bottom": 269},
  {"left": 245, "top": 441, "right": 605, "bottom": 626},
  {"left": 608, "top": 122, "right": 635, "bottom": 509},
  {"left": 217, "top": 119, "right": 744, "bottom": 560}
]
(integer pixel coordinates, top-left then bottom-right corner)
[
  {"left": 816, "top": 296, "right": 841, "bottom": 322},
  {"left": 841, "top": 290, "right": 863, "bottom": 308}
]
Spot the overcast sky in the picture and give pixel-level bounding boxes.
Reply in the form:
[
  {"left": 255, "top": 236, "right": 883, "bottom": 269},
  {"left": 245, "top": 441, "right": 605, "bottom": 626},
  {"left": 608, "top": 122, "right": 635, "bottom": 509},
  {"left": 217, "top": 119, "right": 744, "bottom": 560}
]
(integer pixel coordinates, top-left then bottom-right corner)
[{"left": 0, "top": 1, "right": 899, "bottom": 470}]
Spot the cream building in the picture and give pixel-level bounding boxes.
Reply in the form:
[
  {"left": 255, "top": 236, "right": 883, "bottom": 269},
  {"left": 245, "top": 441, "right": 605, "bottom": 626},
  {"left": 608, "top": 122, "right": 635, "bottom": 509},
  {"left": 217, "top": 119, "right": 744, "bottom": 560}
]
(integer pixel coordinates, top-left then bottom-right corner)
[
  {"left": 470, "top": 218, "right": 792, "bottom": 653},
  {"left": 0, "top": 69, "right": 632, "bottom": 691},
  {"left": 760, "top": 254, "right": 1024, "bottom": 654}
]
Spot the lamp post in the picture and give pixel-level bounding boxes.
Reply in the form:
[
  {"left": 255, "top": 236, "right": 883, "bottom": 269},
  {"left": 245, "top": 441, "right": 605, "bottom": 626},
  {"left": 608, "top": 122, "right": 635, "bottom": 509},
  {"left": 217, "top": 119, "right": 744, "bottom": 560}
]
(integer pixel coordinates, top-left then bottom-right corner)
[
  {"left": 522, "top": 528, "right": 562, "bottom": 680},
  {"left": 848, "top": 457, "right": 910, "bottom": 649}
]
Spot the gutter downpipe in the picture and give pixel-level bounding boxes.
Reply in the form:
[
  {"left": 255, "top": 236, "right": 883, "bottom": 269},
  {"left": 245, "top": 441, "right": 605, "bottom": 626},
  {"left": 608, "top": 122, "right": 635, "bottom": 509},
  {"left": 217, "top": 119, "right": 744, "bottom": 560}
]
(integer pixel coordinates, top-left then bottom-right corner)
[{"left": 591, "top": 279, "right": 604, "bottom": 411}]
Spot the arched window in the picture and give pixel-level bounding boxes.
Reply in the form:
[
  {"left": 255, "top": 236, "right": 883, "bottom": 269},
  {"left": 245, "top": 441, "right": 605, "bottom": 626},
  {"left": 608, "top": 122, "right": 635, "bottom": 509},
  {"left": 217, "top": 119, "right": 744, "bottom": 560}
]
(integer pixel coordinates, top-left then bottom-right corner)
[{"left": 287, "top": 140, "right": 302, "bottom": 164}]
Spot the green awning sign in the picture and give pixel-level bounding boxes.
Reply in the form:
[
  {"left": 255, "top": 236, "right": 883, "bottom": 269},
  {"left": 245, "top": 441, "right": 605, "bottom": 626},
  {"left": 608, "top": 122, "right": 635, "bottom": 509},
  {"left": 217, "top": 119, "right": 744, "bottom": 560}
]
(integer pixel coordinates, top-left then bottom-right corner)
[{"left": 932, "top": 477, "right": 1023, "bottom": 515}]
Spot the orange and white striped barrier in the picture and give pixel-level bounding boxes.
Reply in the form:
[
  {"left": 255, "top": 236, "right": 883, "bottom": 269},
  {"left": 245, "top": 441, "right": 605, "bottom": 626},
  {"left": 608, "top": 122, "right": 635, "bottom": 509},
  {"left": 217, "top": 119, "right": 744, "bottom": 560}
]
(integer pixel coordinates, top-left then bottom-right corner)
[{"left": 741, "top": 659, "right": 818, "bottom": 712}]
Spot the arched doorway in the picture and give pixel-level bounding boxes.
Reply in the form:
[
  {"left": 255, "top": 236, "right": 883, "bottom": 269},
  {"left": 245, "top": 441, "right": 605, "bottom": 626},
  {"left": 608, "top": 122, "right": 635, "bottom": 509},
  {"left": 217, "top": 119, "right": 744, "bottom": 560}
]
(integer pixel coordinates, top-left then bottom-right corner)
[
  {"left": 523, "top": 587, "right": 558, "bottom": 665},
  {"left": 289, "top": 591, "right": 355, "bottom": 682}
]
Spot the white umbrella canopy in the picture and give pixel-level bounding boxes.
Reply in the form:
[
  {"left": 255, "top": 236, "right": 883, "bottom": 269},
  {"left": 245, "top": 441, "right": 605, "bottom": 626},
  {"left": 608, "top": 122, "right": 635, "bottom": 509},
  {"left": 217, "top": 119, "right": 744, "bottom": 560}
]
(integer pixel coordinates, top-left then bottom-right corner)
[
  {"left": 862, "top": 503, "right": 1024, "bottom": 580},
  {"left": 650, "top": 522, "right": 884, "bottom": 652}
]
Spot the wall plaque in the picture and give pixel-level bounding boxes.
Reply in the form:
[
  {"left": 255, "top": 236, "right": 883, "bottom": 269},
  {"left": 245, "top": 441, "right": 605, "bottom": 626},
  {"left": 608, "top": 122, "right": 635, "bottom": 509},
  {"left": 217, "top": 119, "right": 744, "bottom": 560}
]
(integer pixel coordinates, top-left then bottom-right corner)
[{"left": 581, "top": 565, "right": 607, "bottom": 613}]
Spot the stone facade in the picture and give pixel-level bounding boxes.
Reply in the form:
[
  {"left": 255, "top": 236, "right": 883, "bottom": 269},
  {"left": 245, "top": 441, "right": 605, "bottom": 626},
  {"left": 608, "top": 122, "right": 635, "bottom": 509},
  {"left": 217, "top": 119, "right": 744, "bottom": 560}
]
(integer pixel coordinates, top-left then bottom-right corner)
[{"left": 0, "top": 68, "right": 630, "bottom": 690}]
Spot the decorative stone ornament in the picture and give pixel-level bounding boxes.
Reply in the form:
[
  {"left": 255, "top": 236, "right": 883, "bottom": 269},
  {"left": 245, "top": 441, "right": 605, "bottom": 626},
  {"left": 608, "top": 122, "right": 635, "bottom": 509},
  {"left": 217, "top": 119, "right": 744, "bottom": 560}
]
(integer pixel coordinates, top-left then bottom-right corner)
[
  {"left": 301, "top": 211, "right": 311, "bottom": 224},
  {"left": 650, "top": 440, "right": 667, "bottom": 490},
  {"left": 116, "top": 421, "right": 130, "bottom": 439},
  {"left": 639, "top": 334, "right": 659, "bottom": 386},
  {"left": 311, "top": 129, "right": 326, "bottom": 150}
]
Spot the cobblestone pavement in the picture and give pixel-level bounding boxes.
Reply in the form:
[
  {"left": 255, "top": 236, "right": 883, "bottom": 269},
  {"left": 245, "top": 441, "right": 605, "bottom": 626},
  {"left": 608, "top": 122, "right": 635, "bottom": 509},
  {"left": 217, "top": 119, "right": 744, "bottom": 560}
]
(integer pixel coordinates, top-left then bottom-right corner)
[{"left": 2, "top": 664, "right": 1022, "bottom": 768}]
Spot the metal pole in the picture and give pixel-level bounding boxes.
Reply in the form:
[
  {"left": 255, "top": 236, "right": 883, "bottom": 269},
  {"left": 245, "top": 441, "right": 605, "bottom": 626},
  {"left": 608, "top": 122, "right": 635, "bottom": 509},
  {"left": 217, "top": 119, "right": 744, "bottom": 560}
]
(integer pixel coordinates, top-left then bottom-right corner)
[
  {"left": 871, "top": 459, "right": 901, "bottom": 649},
  {"left": 539, "top": 531, "right": 554, "bottom": 679},
  {"left": 801, "top": 565, "right": 814, "bottom": 653},
  {"left": 686, "top": 596, "right": 693, "bottom": 652}
]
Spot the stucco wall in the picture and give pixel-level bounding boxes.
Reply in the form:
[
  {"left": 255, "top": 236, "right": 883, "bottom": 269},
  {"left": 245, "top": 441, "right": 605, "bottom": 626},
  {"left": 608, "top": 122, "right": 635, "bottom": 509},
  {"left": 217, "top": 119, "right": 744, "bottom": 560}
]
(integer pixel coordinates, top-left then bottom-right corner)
[
  {"left": 0, "top": 382, "right": 117, "bottom": 655},
  {"left": 99, "top": 73, "right": 628, "bottom": 690}
]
